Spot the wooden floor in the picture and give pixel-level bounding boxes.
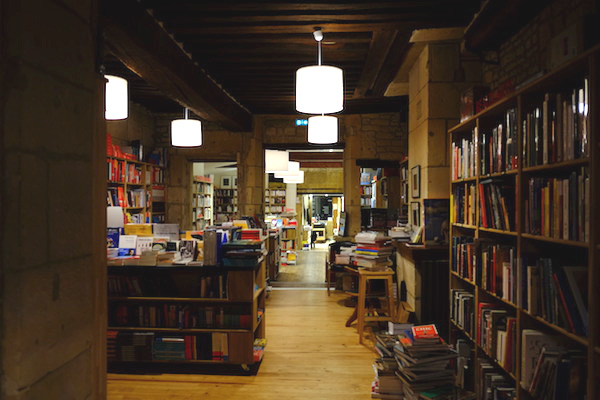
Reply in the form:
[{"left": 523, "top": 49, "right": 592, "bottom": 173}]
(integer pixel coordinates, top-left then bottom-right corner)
[
  {"left": 107, "top": 290, "right": 375, "bottom": 399},
  {"left": 276, "top": 245, "right": 327, "bottom": 284}
]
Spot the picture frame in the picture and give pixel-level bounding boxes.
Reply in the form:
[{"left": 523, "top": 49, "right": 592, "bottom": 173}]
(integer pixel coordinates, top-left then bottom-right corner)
[
  {"left": 411, "top": 165, "right": 421, "bottom": 198},
  {"left": 221, "top": 176, "right": 232, "bottom": 188},
  {"left": 423, "top": 198, "right": 450, "bottom": 244},
  {"left": 232, "top": 176, "right": 238, "bottom": 188},
  {"left": 411, "top": 202, "right": 421, "bottom": 227}
]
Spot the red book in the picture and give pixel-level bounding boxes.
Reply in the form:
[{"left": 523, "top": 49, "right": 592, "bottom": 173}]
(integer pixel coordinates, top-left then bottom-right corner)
[
  {"left": 117, "top": 187, "right": 126, "bottom": 208},
  {"left": 479, "top": 184, "right": 488, "bottom": 228},
  {"left": 477, "top": 303, "right": 494, "bottom": 344},
  {"left": 552, "top": 273, "right": 575, "bottom": 332},
  {"left": 411, "top": 324, "right": 439, "bottom": 339}
]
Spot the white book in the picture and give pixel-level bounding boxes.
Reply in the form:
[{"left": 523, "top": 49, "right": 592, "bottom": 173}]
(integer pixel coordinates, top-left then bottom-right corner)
[
  {"left": 118, "top": 235, "right": 137, "bottom": 249},
  {"left": 136, "top": 236, "right": 154, "bottom": 256}
]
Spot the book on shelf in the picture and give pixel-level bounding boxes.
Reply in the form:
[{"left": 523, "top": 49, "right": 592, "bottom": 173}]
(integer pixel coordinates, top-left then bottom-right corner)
[
  {"left": 522, "top": 79, "right": 589, "bottom": 167},
  {"left": 451, "top": 236, "right": 476, "bottom": 282},
  {"left": 523, "top": 257, "right": 588, "bottom": 336},
  {"left": 452, "top": 128, "right": 476, "bottom": 180},
  {"left": 451, "top": 289, "right": 474, "bottom": 337},
  {"left": 451, "top": 183, "right": 476, "bottom": 226},
  {"left": 477, "top": 359, "right": 515, "bottom": 399},
  {"left": 108, "top": 331, "right": 231, "bottom": 362},
  {"left": 524, "top": 167, "right": 589, "bottom": 241},
  {"left": 111, "top": 303, "right": 252, "bottom": 330},
  {"left": 480, "top": 242, "right": 516, "bottom": 300},
  {"left": 479, "top": 108, "right": 518, "bottom": 176},
  {"left": 478, "top": 178, "right": 514, "bottom": 231},
  {"left": 477, "top": 304, "right": 516, "bottom": 375}
]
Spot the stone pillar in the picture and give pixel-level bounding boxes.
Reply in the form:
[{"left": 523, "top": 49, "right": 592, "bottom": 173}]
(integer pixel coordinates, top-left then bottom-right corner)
[
  {"left": 166, "top": 152, "right": 192, "bottom": 229},
  {"left": 408, "top": 42, "right": 481, "bottom": 225},
  {"left": 285, "top": 183, "right": 297, "bottom": 214},
  {"left": 238, "top": 119, "right": 264, "bottom": 217},
  {"left": 0, "top": 0, "right": 104, "bottom": 397}
]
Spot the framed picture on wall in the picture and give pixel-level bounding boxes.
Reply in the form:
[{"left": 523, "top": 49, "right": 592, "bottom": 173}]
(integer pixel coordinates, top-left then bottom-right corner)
[
  {"left": 221, "top": 176, "right": 232, "bottom": 188},
  {"left": 411, "top": 165, "right": 421, "bottom": 198},
  {"left": 411, "top": 202, "right": 420, "bottom": 227},
  {"left": 232, "top": 176, "right": 238, "bottom": 188}
]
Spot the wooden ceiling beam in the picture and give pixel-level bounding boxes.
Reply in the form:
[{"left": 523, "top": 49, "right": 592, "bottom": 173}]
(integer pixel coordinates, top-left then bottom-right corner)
[
  {"left": 353, "top": 30, "right": 397, "bottom": 98},
  {"left": 174, "top": 32, "right": 373, "bottom": 45},
  {"left": 370, "top": 30, "right": 413, "bottom": 96},
  {"left": 101, "top": 0, "right": 252, "bottom": 131}
]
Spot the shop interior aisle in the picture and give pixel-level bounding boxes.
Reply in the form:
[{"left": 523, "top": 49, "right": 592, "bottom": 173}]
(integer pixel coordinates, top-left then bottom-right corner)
[
  {"left": 274, "top": 243, "right": 329, "bottom": 286},
  {"left": 107, "top": 290, "right": 374, "bottom": 399}
]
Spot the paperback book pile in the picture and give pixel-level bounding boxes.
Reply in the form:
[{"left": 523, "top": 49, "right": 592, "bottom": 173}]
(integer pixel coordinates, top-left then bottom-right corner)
[
  {"left": 393, "top": 325, "right": 458, "bottom": 399},
  {"left": 334, "top": 244, "right": 356, "bottom": 265},
  {"left": 354, "top": 231, "right": 393, "bottom": 271},
  {"left": 372, "top": 332, "right": 408, "bottom": 399}
]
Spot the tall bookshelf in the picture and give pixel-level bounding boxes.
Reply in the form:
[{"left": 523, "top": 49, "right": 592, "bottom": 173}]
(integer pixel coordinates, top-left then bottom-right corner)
[
  {"left": 214, "top": 188, "right": 238, "bottom": 222},
  {"left": 264, "top": 188, "right": 286, "bottom": 214},
  {"left": 151, "top": 165, "right": 166, "bottom": 223},
  {"left": 107, "top": 156, "right": 165, "bottom": 223},
  {"left": 448, "top": 47, "right": 599, "bottom": 399},
  {"left": 192, "top": 176, "right": 213, "bottom": 230},
  {"left": 107, "top": 258, "right": 267, "bottom": 370}
]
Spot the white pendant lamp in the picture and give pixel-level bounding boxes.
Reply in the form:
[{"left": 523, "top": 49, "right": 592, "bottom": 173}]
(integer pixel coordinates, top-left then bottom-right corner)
[
  {"left": 274, "top": 161, "right": 300, "bottom": 178},
  {"left": 105, "top": 75, "right": 128, "bottom": 120},
  {"left": 308, "top": 115, "right": 338, "bottom": 144},
  {"left": 295, "top": 29, "right": 344, "bottom": 114},
  {"left": 283, "top": 170, "right": 305, "bottom": 184},
  {"left": 171, "top": 108, "right": 203, "bottom": 147},
  {"left": 265, "top": 149, "right": 289, "bottom": 173}
]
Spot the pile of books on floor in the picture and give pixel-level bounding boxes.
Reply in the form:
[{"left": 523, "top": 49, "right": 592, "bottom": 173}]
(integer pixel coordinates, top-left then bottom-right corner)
[
  {"left": 393, "top": 325, "right": 458, "bottom": 399},
  {"left": 354, "top": 231, "right": 393, "bottom": 271},
  {"left": 372, "top": 332, "right": 405, "bottom": 399}
]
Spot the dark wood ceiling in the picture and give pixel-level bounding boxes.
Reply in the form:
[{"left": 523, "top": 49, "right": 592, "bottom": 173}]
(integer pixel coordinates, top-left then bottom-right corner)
[{"left": 134, "top": 0, "right": 481, "bottom": 115}]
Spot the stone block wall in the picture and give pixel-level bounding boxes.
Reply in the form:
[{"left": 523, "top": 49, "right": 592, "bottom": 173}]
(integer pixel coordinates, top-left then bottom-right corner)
[
  {"left": 481, "top": 0, "right": 594, "bottom": 90},
  {"left": 0, "top": 0, "right": 104, "bottom": 398}
]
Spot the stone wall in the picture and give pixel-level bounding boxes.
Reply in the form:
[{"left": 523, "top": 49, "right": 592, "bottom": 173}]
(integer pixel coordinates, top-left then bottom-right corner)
[
  {"left": 106, "top": 101, "right": 155, "bottom": 147},
  {"left": 0, "top": 0, "right": 104, "bottom": 398},
  {"left": 481, "top": 0, "right": 594, "bottom": 90}
]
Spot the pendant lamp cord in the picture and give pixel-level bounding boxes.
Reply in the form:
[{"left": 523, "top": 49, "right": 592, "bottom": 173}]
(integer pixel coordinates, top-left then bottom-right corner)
[
  {"left": 184, "top": 108, "right": 189, "bottom": 120},
  {"left": 318, "top": 39, "right": 322, "bottom": 66}
]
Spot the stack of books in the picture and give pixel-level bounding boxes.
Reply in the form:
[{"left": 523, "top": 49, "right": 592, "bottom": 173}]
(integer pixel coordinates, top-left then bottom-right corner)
[
  {"left": 393, "top": 324, "right": 458, "bottom": 399},
  {"left": 334, "top": 244, "right": 356, "bottom": 265},
  {"left": 372, "top": 332, "right": 406, "bottom": 399},
  {"left": 354, "top": 231, "right": 393, "bottom": 271},
  {"left": 221, "top": 240, "right": 265, "bottom": 267}
]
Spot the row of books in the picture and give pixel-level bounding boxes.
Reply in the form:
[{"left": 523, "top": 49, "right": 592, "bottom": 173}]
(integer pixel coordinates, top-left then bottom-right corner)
[
  {"left": 266, "top": 196, "right": 285, "bottom": 205},
  {"left": 477, "top": 359, "right": 516, "bottom": 399},
  {"left": 152, "top": 167, "right": 165, "bottom": 185},
  {"left": 108, "top": 274, "right": 227, "bottom": 299},
  {"left": 265, "top": 205, "right": 285, "bottom": 213},
  {"left": 520, "top": 330, "right": 586, "bottom": 398},
  {"left": 111, "top": 304, "right": 252, "bottom": 330},
  {"left": 478, "top": 303, "right": 517, "bottom": 374},
  {"left": 451, "top": 289, "right": 475, "bottom": 338},
  {"left": 361, "top": 185, "right": 373, "bottom": 196},
  {"left": 107, "top": 331, "right": 229, "bottom": 362},
  {"left": 193, "top": 182, "right": 212, "bottom": 194},
  {"left": 522, "top": 80, "right": 589, "bottom": 167},
  {"left": 265, "top": 189, "right": 285, "bottom": 197},
  {"left": 481, "top": 109, "right": 518, "bottom": 175},
  {"left": 451, "top": 183, "right": 476, "bottom": 225},
  {"left": 452, "top": 129, "right": 476, "bottom": 180},
  {"left": 215, "top": 205, "right": 235, "bottom": 214},
  {"left": 215, "top": 189, "right": 236, "bottom": 197},
  {"left": 127, "top": 211, "right": 150, "bottom": 224},
  {"left": 107, "top": 187, "right": 151, "bottom": 208},
  {"left": 524, "top": 168, "right": 589, "bottom": 242},
  {"left": 479, "top": 179, "right": 514, "bottom": 231},
  {"left": 525, "top": 258, "right": 588, "bottom": 336},
  {"left": 192, "top": 194, "right": 212, "bottom": 208},
  {"left": 281, "top": 228, "right": 296, "bottom": 240},
  {"left": 107, "top": 159, "right": 151, "bottom": 184}
]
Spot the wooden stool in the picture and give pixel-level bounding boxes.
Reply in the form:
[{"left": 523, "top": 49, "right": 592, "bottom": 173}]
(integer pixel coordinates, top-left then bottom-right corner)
[{"left": 356, "top": 268, "right": 396, "bottom": 344}]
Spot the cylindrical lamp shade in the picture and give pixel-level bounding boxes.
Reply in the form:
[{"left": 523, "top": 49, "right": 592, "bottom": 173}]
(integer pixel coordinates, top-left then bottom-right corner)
[
  {"left": 274, "top": 161, "right": 300, "bottom": 178},
  {"left": 171, "top": 119, "right": 203, "bottom": 147},
  {"left": 283, "top": 170, "right": 305, "bottom": 184},
  {"left": 296, "top": 65, "right": 343, "bottom": 114},
  {"left": 265, "top": 149, "right": 289, "bottom": 172},
  {"left": 105, "top": 75, "right": 128, "bottom": 120},
  {"left": 308, "top": 115, "right": 338, "bottom": 144}
]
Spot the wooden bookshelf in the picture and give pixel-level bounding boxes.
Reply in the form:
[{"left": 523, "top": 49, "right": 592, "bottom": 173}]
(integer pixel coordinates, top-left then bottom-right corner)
[
  {"left": 191, "top": 176, "right": 213, "bottom": 229},
  {"left": 107, "top": 258, "right": 267, "bottom": 369},
  {"left": 214, "top": 188, "right": 238, "bottom": 222},
  {"left": 107, "top": 155, "right": 166, "bottom": 223},
  {"left": 448, "top": 47, "right": 599, "bottom": 399}
]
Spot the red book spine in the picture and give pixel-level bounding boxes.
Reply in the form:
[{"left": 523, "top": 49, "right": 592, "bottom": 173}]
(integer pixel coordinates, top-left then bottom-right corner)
[{"left": 552, "top": 273, "right": 575, "bottom": 332}]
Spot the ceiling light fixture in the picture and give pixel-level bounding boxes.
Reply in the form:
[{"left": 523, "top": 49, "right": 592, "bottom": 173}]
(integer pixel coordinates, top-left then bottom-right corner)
[
  {"left": 171, "top": 108, "right": 203, "bottom": 147},
  {"left": 308, "top": 115, "right": 338, "bottom": 144},
  {"left": 105, "top": 75, "right": 128, "bottom": 120},
  {"left": 274, "top": 161, "right": 300, "bottom": 178},
  {"left": 265, "top": 149, "right": 289, "bottom": 172},
  {"left": 295, "top": 28, "right": 344, "bottom": 114},
  {"left": 283, "top": 170, "right": 305, "bottom": 184}
]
